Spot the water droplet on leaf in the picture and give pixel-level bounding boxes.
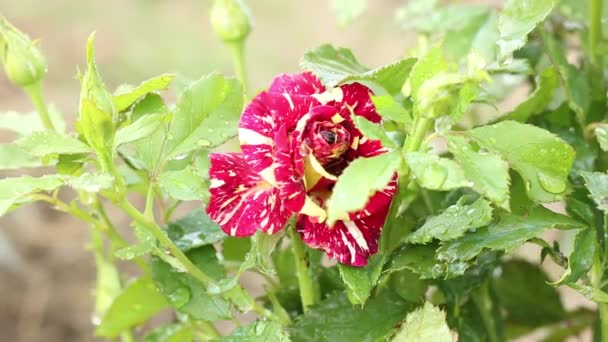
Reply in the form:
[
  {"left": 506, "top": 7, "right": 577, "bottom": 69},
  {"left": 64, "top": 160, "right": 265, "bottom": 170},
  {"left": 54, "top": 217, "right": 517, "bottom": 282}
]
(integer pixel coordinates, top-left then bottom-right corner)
[{"left": 537, "top": 173, "right": 566, "bottom": 194}]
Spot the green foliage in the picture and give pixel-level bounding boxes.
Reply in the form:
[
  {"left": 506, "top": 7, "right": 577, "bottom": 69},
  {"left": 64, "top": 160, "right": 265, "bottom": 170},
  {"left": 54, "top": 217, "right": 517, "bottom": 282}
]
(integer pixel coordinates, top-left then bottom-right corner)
[
  {"left": 218, "top": 321, "right": 291, "bottom": 342},
  {"left": 327, "top": 151, "right": 401, "bottom": 224},
  {"left": 497, "top": 0, "right": 555, "bottom": 59},
  {"left": 408, "top": 197, "right": 493, "bottom": 244},
  {"left": 494, "top": 260, "right": 565, "bottom": 326},
  {"left": 96, "top": 277, "right": 169, "bottom": 338},
  {"left": 3, "top": 0, "right": 608, "bottom": 340},
  {"left": 437, "top": 206, "right": 582, "bottom": 262},
  {"left": 405, "top": 152, "right": 470, "bottom": 191},
  {"left": 300, "top": 44, "right": 416, "bottom": 95},
  {"left": 446, "top": 135, "right": 510, "bottom": 210},
  {"left": 289, "top": 290, "right": 412, "bottom": 341},
  {"left": 391, "top": 302, "right": 452, "bottom": 342},
  {"left": 469, "top": 120, "right": 575, "bottom": 202}
]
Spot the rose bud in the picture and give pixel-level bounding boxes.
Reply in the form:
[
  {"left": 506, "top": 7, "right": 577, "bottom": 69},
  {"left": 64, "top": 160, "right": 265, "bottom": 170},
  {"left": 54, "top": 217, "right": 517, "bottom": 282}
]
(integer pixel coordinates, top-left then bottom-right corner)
[
  {"left": 0, "top": 18, "right": 47, "bottom": 87},
  {"left": 210, "top": 0, "right": 253, "bottom": 43}
]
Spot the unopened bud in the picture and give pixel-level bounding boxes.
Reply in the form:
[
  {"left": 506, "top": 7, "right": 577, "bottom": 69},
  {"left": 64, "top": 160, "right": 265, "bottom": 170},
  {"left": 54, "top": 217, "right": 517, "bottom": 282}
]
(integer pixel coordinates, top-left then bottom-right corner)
[
  {"left": 0, "top": 18, "right": 47, "bottom": 87},
  {"left": 210, "top": 0, "right": 253, "bottom": 43}
]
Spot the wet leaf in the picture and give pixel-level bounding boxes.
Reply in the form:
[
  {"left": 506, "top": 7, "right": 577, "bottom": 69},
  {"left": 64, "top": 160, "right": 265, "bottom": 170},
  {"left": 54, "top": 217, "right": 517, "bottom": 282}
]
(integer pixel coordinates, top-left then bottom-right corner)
[{"left": 391, "top": 302, "right": 452, "bottom": 342}]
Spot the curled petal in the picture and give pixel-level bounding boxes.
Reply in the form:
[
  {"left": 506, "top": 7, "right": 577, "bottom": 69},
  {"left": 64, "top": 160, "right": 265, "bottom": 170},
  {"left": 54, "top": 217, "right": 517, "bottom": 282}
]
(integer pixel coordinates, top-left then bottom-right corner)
[
  {"left": 274, "top": 125, "right": 327, "bottom": 221},
  {"left": 296, "top": 205, "right": 391, "bottom": 266},
  {"left": 206, "top": 153, "right": 291, "bottom": 237},
  {"left": 338, "top": 82, "right": 380, "bottom": 123},
  {"left": 268, "top": 72, "right": 326, "bottom": 95}
]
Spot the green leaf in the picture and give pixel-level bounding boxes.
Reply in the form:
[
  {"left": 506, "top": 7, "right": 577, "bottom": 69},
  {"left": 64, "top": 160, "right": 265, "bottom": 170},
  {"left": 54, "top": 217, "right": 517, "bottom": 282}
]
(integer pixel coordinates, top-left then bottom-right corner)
[
  {"left": 17, "top": 131, "right": 93, "bottom": 157},
  {"left": 442, "top": 9, "right": 496, "bottom": 63},
  {"left": 503, "top": 67, "right": 559, "bottom": 122},
  {"left": 494, "top": 260, "right": 565, "bottom": 326},
  {"left": 144, "top": 324, "right": 194, "bottom": 342},
  {"left": 352, "top": 116, "right": 398, "bottom": 149},
  {"left": 167, "top": 207, "right": 225, "bottom": 252},
  {"left": 437, "top": 206, "right": 582, "bottom": 262},
  {"left": 552, "top": 227, "right": 596, "bottom": 286},
  {"left": 218, "top": 321, "right": 291, "bottom": 342},
  {"left": 370, "top": 95, "right": 412, "bottom": 125},
  {"left": 289, "top": 290, "right": 412, "bottom": 341},
  {"left": 580, "top": 171, "right": 608, "bottom": 213},
  {"left": 95, "top": 276, "right": 169, "bottom": 338},
  {"left": 595, "top": 124, "right": 608, "bottom": 152},
  {"left": 409, "top": 46, "right": 447, "bottom": 102},
  {"left": 242, "top": 230, "right": 286, "bottom": 275},
  {"left": 115, "top": 223, "right": 155, "bottom": 260},
  {"left": 497, "top": 0, "right": 555, "bottom": 59},
  {"left": 469, "top": 120, "right": 575, "bottom": 202},
  {"left": 0, "top": 106, "right": 66, "bottom": 135},
  {"left": 329, "top": 0, "right": 367, "bottom": 27},
  {"left": 0, "top": 144, "right": 43, "bottom": 169},
  {"left": 158, "top": 166, "right": 209, "bottom": 201},
  {"left": 0, "top": 175, "right": 63, "bottom": 216},
  {"left": 405, "top": 152, "right": 470, "bottom": 191},
  {"left": 391, "top": 302, "right": 451, "bottom": 342},
  {"left": 65, "top": 172, "right": 114, "bottom": 192},
  {"left": 300, "top": 44, "right": 416, "bottom": 94},
  {"left": 408, "top": 197, "right": 493, "bottom": 244},
  {"left": 338, "top": 254, "right": 385, "bottom": 305},
  {"left": 114, "top": 74, "right": 175, "bottom": 112},
  {"left": 327, "top": 151, "right": 401, "bottom": 224},
  {"left": 383, "top": 245, "right": 444, "bottom": 280},
  {"left": 151, "top": 246, "right": 231, "bottom": 321},
  {"left": 540, "top": 29, "right": 590, "bottom": 122},
  {"left": 446, "top": 135, "right": 510, "bottom": 209},
  {"left": 163, "top": 73, "right": 242, "bottom": 159},
  {"left": 114, "top": 113, "right": 166, "bottom": 149},
  {"left": 300, "top": 44, "right": 367, "bottom": 86}
]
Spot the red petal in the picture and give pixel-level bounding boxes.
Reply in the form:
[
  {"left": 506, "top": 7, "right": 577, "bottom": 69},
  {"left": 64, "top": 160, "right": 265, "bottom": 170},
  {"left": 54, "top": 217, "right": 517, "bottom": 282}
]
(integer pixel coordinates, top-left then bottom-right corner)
[
  {"left": 349, "top": 175, "right": 397, "bottom": 221},
  {"left": 268, "top": 72, "right": 326, "bottom": 95},
  {"left": 239, "top": 92, "right": 318, "bottom": 184},
  {"left": 206, "top": 153, "right": 291, "bottom": 237},
  {"left": 296, "top": 205, "right": 391, "bottom": 266},
  {"left": 338, "top": 83, "right": 381, "bottom": 123}
]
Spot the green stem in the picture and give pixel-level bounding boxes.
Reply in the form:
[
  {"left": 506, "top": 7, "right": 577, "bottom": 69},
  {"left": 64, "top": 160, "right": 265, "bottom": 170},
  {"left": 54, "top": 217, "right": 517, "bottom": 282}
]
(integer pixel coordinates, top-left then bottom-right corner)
[
  {"left": 23, "top": 81, "right": 55, "bottom": 131},
  {"left": 589, "top": 0, "right": 603, "bottom": 66},
  {"left": 289, "top": 227, "right": 318, "bottom": 312},
  {"left": 401, "top": 117, "right": 433, "bottom": 176},
  {"left": 228, "top": 41, "right": 248, "bottom": 96},
  {"left": 198, "top": 321, "right": 220, "bottom": 339},
  {"left": 471, "top": 282, "right": 500, "bottom": 342},
  {"left": 114, "top": 197, "right": 281, "bottom": 322},
  {"left": 592, "top": 248, "right": 608, "bottom": 342},
  {"left": 116, "top": 198, "right": 214, "bottom": 284}
]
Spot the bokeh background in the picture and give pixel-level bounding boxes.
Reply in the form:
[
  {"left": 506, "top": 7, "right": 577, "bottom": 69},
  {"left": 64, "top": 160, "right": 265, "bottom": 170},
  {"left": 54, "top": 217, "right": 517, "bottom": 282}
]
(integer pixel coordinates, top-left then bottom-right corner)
[{"left": 0, "top": 1, "right": 590, "bottom": 341}]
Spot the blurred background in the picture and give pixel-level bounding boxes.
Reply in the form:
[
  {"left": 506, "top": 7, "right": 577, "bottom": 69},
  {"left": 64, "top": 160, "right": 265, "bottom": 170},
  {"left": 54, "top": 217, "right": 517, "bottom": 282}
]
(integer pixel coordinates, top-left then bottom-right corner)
[{"left": 0, "top": 1, "right": 587, "bottom": 341}]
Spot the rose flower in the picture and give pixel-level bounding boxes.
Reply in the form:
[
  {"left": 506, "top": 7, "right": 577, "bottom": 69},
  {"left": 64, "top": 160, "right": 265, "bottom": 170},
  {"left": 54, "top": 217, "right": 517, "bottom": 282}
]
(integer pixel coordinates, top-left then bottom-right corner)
[{"left": 207, "top": 72, "right": 396, "bottom": 266}]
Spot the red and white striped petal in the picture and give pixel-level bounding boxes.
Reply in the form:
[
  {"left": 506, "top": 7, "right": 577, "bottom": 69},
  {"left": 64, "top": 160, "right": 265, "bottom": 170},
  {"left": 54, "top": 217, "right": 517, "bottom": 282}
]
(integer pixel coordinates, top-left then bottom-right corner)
[
  {"left": 348, "top": 175, "right": 397, "bottom": 221},
  {"left": 337, "top": 82, "right": 380, "bottom": 123},
  {"left": 268, "top": 72, "right": 326, "bottom": 95},
  {"left": 239, "top": 91, "right": 318, "bottom": 185},
  {"left": 296, "top": 204, "right": 391, "bottom": 266},
  {"left": 206, "top": 153, "right": 291, "bottom": 237},
  {"left": 274, "top": 125, "right": 327, "bottom": 221}
]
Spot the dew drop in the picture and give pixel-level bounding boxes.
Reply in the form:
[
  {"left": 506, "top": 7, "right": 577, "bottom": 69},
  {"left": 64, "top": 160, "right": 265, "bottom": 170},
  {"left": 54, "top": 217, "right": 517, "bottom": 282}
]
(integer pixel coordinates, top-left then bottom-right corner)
[{"left": 537, "top": 173, "right": 567, "bottom": 194}]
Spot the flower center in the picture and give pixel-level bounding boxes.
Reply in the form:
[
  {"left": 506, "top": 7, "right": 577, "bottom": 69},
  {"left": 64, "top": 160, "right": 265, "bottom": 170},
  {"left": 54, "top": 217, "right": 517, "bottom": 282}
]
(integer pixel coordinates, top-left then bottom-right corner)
[{"left": 307, "top": 121, "right": 351, "bottom": 165}]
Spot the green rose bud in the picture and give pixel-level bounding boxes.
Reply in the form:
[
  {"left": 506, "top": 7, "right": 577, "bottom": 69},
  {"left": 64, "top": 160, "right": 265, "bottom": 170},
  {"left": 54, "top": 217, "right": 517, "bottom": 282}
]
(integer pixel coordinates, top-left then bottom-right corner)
[
  {"left": 210, "top": 0, "right": 253, "bottom": 43},
  {"left": 76, "top": 34, "right": 116, "bottom": 155},
  {"left": 0, "top": 18, "right": 47, "bottom": 87}
]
